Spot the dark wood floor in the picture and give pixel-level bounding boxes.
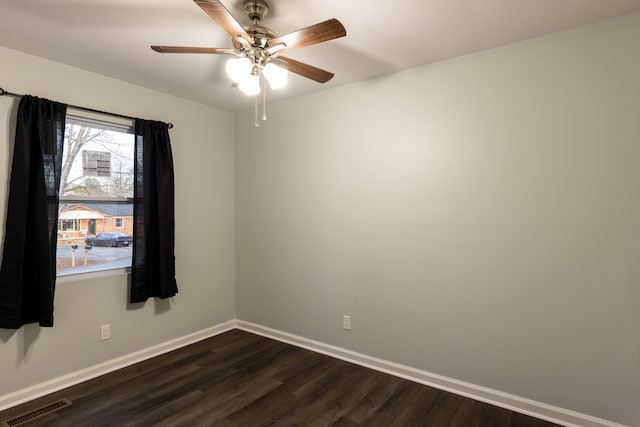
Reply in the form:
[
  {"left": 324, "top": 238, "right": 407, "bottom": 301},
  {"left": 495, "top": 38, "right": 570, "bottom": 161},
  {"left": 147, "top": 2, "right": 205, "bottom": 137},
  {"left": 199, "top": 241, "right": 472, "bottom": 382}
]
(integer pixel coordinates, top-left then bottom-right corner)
[{"left": 0, "top": 329, "right": 560, "bottom": 427}]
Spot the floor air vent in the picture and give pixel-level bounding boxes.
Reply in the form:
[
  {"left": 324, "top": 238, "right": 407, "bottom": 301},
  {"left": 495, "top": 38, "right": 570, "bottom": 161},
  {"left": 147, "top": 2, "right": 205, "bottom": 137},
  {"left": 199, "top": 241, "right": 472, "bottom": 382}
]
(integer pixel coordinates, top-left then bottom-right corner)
[{"left": 1, "top": 398, "right": 72, "bottom": 427}]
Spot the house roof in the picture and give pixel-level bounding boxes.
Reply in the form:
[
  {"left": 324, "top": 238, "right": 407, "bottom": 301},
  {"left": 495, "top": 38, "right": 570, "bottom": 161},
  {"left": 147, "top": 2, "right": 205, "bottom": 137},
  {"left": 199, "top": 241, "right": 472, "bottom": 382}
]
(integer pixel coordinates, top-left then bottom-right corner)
[
  {"left": 60, "top": 203, "right": 133, "bottom": 217},
  {"left": 59, "top": 209, "right": 104, "bottom": 220}
]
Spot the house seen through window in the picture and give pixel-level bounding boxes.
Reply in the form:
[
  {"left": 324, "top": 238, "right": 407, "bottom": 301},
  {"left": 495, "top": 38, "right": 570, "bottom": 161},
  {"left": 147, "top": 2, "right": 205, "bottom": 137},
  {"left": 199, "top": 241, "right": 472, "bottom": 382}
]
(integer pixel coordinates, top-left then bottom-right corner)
[{"left": 57, "top": 110, "right": 134, "bottom": 277}]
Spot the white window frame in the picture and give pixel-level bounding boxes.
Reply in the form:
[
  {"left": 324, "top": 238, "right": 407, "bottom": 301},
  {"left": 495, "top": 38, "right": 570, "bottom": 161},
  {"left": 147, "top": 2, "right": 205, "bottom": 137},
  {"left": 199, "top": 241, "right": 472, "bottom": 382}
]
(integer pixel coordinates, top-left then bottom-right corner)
[{"left": 57, "top": 109, "right": 135, "bottom": 279}]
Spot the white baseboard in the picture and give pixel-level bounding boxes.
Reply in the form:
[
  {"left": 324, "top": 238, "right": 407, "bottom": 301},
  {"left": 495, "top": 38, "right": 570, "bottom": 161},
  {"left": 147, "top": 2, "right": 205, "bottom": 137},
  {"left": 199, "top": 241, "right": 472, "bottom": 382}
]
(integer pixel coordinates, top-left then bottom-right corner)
[
  {"left": 0, "top": 320, "right": 236, "bottom": 412},
  {"left": 236, "top": 320, "right": 626, "bottom": 427}
]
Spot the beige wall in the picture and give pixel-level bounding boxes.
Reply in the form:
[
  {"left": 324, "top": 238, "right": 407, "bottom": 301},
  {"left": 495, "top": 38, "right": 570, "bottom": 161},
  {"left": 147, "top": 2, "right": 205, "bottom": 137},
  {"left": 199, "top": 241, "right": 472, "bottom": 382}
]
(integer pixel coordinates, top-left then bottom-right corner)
[
  {"left": 0, "top": 46, "right": 236, "bottom": 394},
  {"left": 235, "top": 12, "right": 640, "bottom": 426}
]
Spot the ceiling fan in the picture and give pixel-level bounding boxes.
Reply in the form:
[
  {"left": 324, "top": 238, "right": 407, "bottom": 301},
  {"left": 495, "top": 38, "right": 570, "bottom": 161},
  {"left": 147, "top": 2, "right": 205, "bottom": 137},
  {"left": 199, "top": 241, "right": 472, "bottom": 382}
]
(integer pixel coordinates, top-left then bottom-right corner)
[{"left": 151, "top": 0, "right": 347, "bottom": 99}]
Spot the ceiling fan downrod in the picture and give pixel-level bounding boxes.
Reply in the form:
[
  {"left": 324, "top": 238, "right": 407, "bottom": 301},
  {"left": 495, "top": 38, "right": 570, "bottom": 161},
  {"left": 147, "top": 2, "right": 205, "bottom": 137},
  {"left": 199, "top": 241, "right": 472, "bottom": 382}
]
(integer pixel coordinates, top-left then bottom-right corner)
[{"left": 243, "top": 0, "right": 269, "bottom": 24}]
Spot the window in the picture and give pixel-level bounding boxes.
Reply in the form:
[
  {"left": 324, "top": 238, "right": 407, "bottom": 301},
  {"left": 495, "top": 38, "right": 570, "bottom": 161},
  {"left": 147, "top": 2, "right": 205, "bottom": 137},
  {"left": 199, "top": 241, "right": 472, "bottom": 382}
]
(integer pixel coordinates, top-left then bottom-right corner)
[
  {"left": 57, "top": 110, "right": 134, "bottom": 277},
  {"left": 60, "top": 219, "right": 77, "bottom": 231}
]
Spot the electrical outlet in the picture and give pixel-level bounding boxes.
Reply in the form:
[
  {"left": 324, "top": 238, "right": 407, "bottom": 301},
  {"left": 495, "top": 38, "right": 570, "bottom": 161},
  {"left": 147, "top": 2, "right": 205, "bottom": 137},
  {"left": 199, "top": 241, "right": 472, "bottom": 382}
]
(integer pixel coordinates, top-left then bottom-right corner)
[
  {"left": 343, "top": 315, "right": 351, "bottom": 331},
  {"left": 100, "top": 324, "right": 111, "bottom": 341}
]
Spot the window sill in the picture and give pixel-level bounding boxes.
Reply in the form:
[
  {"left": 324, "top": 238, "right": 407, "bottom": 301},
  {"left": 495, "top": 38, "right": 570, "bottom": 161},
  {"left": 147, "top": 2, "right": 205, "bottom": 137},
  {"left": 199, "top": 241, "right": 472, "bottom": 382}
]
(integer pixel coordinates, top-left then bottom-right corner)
[{"left": 57, "top": 267, "right": 130, "bottom": 284}]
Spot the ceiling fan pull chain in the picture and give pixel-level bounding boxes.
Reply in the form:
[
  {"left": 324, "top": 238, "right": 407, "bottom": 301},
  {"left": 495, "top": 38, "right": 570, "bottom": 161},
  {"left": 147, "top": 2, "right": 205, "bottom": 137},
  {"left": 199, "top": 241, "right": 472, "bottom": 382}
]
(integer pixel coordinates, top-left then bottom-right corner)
[
  {"left": 254, "top": 95, "right": 260, "bottom": 127},
  {"left": 262, "top": 73, "right": 268, "bottom": 121}
]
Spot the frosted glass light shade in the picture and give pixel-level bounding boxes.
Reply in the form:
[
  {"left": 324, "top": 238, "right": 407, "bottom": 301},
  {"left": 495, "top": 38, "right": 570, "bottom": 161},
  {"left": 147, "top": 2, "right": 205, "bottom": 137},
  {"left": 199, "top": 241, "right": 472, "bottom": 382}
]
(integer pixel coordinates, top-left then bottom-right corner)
[
  {"left": 263, "top": 63, "right": 288, "bottom": 90},
  {"left": 226, "top": 57, "right": 252, "bottom": 84},
  {"left": 238, "top": 73, "right": 261, "bottom": 96}
]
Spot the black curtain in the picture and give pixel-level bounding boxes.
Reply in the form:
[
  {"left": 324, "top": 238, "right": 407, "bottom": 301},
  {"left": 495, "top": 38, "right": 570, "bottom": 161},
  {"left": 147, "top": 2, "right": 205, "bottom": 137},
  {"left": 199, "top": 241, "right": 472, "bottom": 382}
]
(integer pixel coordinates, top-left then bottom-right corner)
[
  {"left": 0, "top": 96, "right": 67, "bottom": 329},
  {"left": 131, "top": 119, "right": 177, "bottom": 303}
]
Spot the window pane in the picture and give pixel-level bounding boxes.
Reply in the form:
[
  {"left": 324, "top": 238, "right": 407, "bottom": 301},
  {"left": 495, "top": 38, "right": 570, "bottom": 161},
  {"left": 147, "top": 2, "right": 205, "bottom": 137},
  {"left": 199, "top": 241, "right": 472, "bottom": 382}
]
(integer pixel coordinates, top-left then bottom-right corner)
[
  {"left": 61, "top": 123, "right": 134, "bottom": 198},
  {"left": 57, "top": 203, "right": 133, "bottom": 276},
  {"left": 57, "top": 117, "right": 134, "bottom": 277}
]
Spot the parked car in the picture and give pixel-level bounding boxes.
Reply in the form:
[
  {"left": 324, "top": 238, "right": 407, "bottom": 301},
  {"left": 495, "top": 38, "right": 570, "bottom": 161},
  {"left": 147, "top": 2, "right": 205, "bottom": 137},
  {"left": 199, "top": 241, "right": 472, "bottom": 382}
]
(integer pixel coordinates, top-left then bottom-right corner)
[{"left": 85, "top": 232, "right": 133, "bottom": 247}]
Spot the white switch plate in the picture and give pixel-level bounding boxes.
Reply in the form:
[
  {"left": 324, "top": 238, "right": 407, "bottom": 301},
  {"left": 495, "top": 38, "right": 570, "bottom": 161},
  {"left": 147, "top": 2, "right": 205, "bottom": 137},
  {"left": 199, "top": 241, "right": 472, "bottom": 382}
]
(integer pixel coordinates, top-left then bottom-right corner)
[
  {"left": 343, "top": 315, "right": 351, "bottom": 331},
  {"left": 100, "top": 324, "right": 111, "bottom": 341}
]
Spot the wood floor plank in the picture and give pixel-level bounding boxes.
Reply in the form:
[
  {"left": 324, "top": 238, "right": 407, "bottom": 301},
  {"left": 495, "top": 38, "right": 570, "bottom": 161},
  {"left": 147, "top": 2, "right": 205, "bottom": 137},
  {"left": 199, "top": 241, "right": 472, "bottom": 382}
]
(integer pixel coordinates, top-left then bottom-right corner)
[
  {"left": 329, "top": 417, "right": 360, "bottom": 427},
  {"left": 510, "top": 412, "right": 557, "bottom": 427},
  {"left": 360, "top": 380, "right": 433, "bottom": 426},
  {"left": 421, "top": 391, "right": 466, "bottom": 426},
  {"left": 225, "top": 384, "right": 301, "bottom": 426},
  {"left": 340, "top": 372, "right": 406, "bottom": 424},
  {"left": 119, "top": 390, "right": 207, "bottom": 427},
  {"left": 450, "top": 398, "right": 498, "bottom": 427},
  {"left": 268, "top": 363, "right": 364, "bottom": 426},
  {"left": 37, "top": 362, "right": 205, "bottom": 426},
  {"left": 0, "top": 330, "right": 562, "bottom": 427},
  {"left": 387, "top": 386, "right": 444, "bottom": 427},
  {"left": 152, "top": 375, "right": 281, "bottom": 427}
]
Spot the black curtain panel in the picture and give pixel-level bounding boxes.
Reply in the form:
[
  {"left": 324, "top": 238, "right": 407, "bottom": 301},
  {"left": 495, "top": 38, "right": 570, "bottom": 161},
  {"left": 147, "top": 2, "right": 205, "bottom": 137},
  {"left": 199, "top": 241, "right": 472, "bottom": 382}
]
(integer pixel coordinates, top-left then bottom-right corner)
[
  {"left": 0, "top": 96, "right": 67, "bottom": 329},
  {"left": 131, "top": 119, "right": 177, "bottom": 303}
]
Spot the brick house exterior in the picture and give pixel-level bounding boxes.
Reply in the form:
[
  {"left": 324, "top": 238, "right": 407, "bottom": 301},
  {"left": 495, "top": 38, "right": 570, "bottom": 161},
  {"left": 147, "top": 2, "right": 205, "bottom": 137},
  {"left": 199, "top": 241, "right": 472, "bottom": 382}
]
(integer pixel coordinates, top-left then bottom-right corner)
[{"left": 58, "top": 203, "right": 133, "bottom": 244}]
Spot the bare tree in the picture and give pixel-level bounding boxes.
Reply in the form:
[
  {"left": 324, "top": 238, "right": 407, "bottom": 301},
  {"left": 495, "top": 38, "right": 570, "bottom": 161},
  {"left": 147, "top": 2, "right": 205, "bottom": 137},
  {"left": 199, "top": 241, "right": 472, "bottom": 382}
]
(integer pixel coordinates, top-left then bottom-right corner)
[
  {"left": 107, "top": 155, "right": 134, "bottom": 197},
  {"left": 60, "top": 124, "right": 132, "bottom": 198},
  {"left": 71, "top": 177, "right": 109, "bottom": 197},
  {"left": 60, "top": 124, "right": 106, "bottom": 195}
]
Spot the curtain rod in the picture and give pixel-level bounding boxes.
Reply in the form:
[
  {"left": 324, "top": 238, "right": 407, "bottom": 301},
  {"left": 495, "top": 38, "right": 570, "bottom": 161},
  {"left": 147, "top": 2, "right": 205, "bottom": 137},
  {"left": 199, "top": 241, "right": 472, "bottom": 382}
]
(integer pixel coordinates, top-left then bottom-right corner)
[{"left": 0, "top": 87, "right": 173, "bottom": 129}]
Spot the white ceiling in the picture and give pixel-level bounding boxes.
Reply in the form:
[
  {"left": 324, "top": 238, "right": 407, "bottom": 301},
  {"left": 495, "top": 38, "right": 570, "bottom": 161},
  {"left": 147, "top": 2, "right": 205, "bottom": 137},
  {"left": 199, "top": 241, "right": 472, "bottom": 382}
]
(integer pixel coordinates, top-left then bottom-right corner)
[{"left": 1, "top": 0, "right": 639, "bottom": 112}]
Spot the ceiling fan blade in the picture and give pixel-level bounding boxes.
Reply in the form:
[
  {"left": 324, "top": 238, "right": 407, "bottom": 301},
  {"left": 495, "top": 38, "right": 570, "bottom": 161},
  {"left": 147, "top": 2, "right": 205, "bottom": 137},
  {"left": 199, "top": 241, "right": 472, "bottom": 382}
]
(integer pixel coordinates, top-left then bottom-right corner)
[
  {"left": 269, "top": 19, "right": 346, "bottom": 52},
  {"left": 151, "top": 46, "right": 236, "bottom": 54},
  {"left": 193, "top": 0, "right": 252, "bottom": 42},
  {"left": 278, "top": 56, "right": 334, "bottom": 83},
  {"left": 264, "top": 43, "right": 287, "bottom": 56}
]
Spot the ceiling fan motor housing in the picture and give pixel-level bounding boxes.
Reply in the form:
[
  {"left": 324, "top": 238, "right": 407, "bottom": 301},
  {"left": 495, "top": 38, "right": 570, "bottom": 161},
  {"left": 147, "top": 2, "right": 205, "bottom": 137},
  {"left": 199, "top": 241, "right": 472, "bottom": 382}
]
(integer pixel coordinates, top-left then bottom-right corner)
[{"left": 240, "top": 0, "right": 274, "bottom": 49}]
